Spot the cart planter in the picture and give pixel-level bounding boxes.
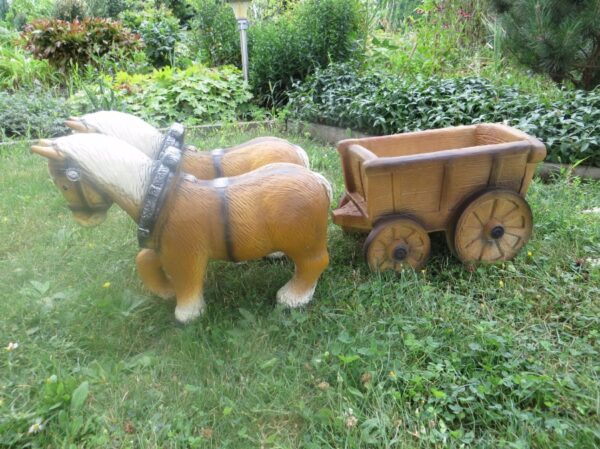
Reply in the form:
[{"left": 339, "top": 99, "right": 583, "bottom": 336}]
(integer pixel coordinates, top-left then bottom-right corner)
[{"left": 332, "top": 124, "right": 546, "bottom": 271}]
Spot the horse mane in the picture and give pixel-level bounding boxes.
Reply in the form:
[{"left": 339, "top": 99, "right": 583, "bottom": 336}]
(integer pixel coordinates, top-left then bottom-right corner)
[
  {"left": 79, "top": 111, "right": 164, "bottom": 157},
  {"left": 52, "top": 133, "right": 154, "bottom": 210}
]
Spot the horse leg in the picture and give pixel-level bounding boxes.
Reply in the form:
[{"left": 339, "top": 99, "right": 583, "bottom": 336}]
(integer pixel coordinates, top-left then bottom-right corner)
[
  {"left": 160, "top": 250, "right": 208, "bottom": 323},
  {"left": 136, "top": 249, "right": 174, "bottom": 299},
  {"left": 277, "top": 247, "right": 329, "bottom": 308}
]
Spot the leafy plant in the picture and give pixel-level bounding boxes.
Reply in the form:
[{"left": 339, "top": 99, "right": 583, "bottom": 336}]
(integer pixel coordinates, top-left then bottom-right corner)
[
  {"left": 0, "top": 44, "right": 61, "bottom": 90},
  {"left": 249, "top": 0, "right": 367, "bottom": 106},
  {"left": 188, "top": 0, "right": 240, "bottom": 67},
  {"left": 53, "top": 0, "right": 87, "bottom": 21},
  {"left": 85, "top": 0, "right": 127, "bottom": 18},
  {"left": 492, "top": 0, "right": 600, "bottom": 90},
  {"left": 289, "top": 63, "right": 600, "bottom": 166},
  {"left": 3, "top": 0, "right": 54, "bottom": 29},
  {"left": 0, "top": 88, "right": 74, "bottom": 138},
  {"left": 21, "top": 18, "right": 143, "bottom": 72},
  {"left": 135, "top": 6, "right": 181, "bottom": 67},
  {"left": 72, "top": 63, "right": 255, "bottom": 125}
]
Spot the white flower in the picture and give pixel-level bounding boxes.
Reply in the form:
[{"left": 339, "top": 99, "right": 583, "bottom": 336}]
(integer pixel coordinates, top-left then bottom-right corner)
[
  {"left": 5, "top": 342, "right": 18, "bottom": 351},
  {"left": 28, "top": 419, "right": 44, "bottom": 434},
  {"left": 345, "top": 414, "right": 358, "bottom": 428}
]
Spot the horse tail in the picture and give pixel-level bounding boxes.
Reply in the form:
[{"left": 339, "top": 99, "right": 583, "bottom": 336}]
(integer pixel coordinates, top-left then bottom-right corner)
[
  {"left": 312, "top": 172, "right": 333, "bottom": 205},
  {"left": 293, "top": 144, "right": 310, "bottom": 169}
]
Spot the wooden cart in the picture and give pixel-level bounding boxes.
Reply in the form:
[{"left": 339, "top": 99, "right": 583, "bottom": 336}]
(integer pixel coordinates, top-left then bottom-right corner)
[{"left": 332, "top": 124, "right": 546, "bottom": 271}]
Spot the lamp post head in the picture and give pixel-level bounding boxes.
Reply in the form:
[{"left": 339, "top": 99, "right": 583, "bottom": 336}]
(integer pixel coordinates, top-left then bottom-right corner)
[{"left": 226, "top": 0, "right": 251, "bottom": 21}]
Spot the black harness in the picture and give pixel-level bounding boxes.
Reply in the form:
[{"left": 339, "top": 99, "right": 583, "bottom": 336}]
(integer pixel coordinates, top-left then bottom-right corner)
[{"left": 137, "top": 124, "right": 185, "bottom": 248}]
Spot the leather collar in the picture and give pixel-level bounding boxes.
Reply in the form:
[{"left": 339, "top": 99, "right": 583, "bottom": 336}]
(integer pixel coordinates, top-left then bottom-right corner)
[{"left": 137, "top": 124, "right": 185, "bottom": 248}]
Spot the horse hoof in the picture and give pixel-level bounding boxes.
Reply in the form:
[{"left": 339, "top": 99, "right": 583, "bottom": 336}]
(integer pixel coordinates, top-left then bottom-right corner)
[
  {"left": 175, "top": 300, "right": 205, "bottom": 323},
  {"left": 276, "top": 283, "right": 316, "bottom": 308}
]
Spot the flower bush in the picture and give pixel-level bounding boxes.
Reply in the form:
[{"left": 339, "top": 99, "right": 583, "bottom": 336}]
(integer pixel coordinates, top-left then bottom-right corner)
[{"left": 21, "top": 18, "right": 142, "bottom": 71}]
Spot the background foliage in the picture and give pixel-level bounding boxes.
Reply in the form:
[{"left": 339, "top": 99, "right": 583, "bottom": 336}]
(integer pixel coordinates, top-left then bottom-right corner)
[
  {"left": 289, "top": 63, "right": 600, "bottom": 166},
  {"left": 71, "top": 63, "right": 254, "bottom": 126},
  {"left": 492, "top": 0, "right": 600, "bottom": 91},
  {"left": 0, "top": 88, "right": 73, "bottom": 138}
]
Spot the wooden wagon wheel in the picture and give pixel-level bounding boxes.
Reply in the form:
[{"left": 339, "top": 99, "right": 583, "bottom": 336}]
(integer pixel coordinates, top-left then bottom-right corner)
[
  {"left": 364, "top": 217, "right": 431, "bottom": 272},
  {"left": 454, "top": 190, "right": 532, "bottom": 263}
]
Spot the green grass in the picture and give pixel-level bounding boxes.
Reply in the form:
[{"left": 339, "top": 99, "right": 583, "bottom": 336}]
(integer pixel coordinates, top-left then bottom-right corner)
[{"left": 1, "top": 129, "right": 599, "bottom": 449}]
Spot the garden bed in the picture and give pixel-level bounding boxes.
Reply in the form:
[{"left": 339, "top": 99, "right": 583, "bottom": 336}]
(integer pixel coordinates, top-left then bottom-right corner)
[{"left": 1, "top": 128, "right": 599, "bottom": 448}]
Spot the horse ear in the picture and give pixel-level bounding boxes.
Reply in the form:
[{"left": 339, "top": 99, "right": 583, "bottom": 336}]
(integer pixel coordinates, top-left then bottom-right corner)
[
  {"left": 64, "top": 117, "right": 88, "bottom": 132},
  {"left": 31, "top": 140, "right": 65, "bottom": 160}
]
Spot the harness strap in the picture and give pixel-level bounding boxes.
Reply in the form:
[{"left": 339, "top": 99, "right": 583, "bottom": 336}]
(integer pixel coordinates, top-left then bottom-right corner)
[
  {"left": 213, "top": 177, "right": 236, "bottom": 262},
  {"left": 211, "top": 148, "right": 225, "bottom": 178},
  {"left": 65, "top": 160, "right": 111, "bottom": 213},
  {"left": 157, "top": 123, "right": 185, "bottom": 161}
]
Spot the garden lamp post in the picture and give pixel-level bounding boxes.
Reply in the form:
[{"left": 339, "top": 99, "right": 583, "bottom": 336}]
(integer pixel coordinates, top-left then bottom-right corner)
[{"left": 227, "top": 0, "right": 251, "bottom": 83}]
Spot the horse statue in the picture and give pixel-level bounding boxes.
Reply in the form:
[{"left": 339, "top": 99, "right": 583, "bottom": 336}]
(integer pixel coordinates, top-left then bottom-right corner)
[
  {"left": 65, "top": 111, "right": 309, "bottom": 179},
  {"left": 31, "top": 133, "right": 331, "bottom": 323}
]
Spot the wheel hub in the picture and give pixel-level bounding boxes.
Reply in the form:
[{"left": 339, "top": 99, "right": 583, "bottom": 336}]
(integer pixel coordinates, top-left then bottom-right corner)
[
  {"left": 490, "top": 225, "right": 505, "bottom": 239},
  {"left": 392, "top": 245, "right": 408, "bottom": 261}
]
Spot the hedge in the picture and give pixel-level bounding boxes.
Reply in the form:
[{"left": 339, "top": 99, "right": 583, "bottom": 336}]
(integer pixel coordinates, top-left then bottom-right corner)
[{"left": 288, "top": 64, "right": 600, "bottom": 167}]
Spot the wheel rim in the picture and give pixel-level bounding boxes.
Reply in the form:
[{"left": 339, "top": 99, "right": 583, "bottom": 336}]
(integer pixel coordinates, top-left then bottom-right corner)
[
  {"left": 454, "top": 190, "right": 532, "bottom": 263},
  {"left": 365, "top": 218, "right": 430, "bottom": 272}
]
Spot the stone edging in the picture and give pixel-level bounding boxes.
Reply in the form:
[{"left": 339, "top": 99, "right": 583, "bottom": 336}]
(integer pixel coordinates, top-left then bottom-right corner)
[{"left": 287, "top": 120, "right": 600, "bottom": 181}]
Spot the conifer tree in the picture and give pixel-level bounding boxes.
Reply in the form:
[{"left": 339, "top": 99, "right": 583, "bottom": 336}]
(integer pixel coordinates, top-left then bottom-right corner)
[{"left": 492, "top": 0, "right": 600, "bottom": 90}]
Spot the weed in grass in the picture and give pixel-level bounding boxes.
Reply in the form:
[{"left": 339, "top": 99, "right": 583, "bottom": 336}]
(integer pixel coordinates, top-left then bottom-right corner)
[{"left": 0, "top": 131, "right": 599, "bottom": 448}]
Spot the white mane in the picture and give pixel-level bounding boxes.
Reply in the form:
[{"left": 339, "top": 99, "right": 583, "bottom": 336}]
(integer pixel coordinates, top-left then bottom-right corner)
[
  {"left": 79, "top": 111, "right": 164, "bottom": 158},
  {"left": 53, "top": 133, "right": 154, "bottom": 212}
]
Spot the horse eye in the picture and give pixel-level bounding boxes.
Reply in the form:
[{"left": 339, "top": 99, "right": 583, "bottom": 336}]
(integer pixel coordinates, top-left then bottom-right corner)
[{"left": 62, "top": 185, "right": 69, "bottom": 191}]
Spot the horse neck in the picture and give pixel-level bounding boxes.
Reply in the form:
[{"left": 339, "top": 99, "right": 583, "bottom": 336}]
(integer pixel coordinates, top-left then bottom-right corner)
[{"left": 79, "top": 155, "right": 154, "bottom": 221}]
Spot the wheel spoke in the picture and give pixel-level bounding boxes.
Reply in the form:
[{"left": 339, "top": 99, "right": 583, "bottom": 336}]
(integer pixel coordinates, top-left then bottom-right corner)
[
  {"left": 494, "top": 240, "right": 505, "bottom": 259},
  {"left": 489, "top": 198, "right": 498, "bottom": 221}
]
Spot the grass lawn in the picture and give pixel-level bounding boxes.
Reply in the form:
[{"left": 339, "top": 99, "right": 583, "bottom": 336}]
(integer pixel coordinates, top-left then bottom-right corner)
[{"left": 1, "top": 128, "right": 599, "bottom": 449}]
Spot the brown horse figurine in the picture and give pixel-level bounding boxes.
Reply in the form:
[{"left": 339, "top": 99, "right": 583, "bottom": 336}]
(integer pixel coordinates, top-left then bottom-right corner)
[
  {"left": 32, "top": 134, "right": 331, "bottom": 323},
  {"left": 65, "top": 111, "right": 309, "bottom": 179}
]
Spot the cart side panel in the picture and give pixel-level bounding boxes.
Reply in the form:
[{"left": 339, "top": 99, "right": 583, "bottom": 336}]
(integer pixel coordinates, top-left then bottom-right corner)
[
  {"left": 490, "top": 152, "right": 529, "bottom": 191},
  {"left": 338, "top": 144, "right": 377, "bottom": 199},
  {"left": 392, "top": 162, "right": 445, "bottom": 213},
  {"left": 445, "top": 154, "right": 495, "bottom": 210},
  {"left": 365, "top": 173, "right": 395, "bottom": 224}
]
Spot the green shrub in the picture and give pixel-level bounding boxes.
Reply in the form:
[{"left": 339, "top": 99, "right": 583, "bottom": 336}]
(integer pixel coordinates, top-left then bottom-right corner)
[
  {"left": 0, "top": 89, "right": 74, "bottom": 138},
  {"left": 53, "top": 0, "right": 87, "bottom": 21},
  {"left": 120, "top": 5, "right": 181, "bottom": 68},
  {"left": 4, "top": 0, "right": 54, "bottom": 29},
  {"left": 0, "top": 44, "right": 61, "bottom": 90},
  {"left": 71, "top": 63, "right": 255, "bottom": 125},
  {"left": 0, "top": 0, "right": 9, "bottom": 21},
  {"left": 289, "top": 63, "right": 600, "bottom": 166},
  {"left": 136, "top": 7, "right": 180, "bottom": 67},
  {"left": 249, "top": 0, "right": 367, "bottom": 106},
  {"left": 85, "top": 0, "right": 127, "bottom": 18},
  {"left": 492, "top": 0, "right": 600, "bottom": 91},
  {"left": 21, "top": 18, "right": 143, "bottom": 72},
  {"left": 188, "top": 0, "right": 239, "bottom": 67}
]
